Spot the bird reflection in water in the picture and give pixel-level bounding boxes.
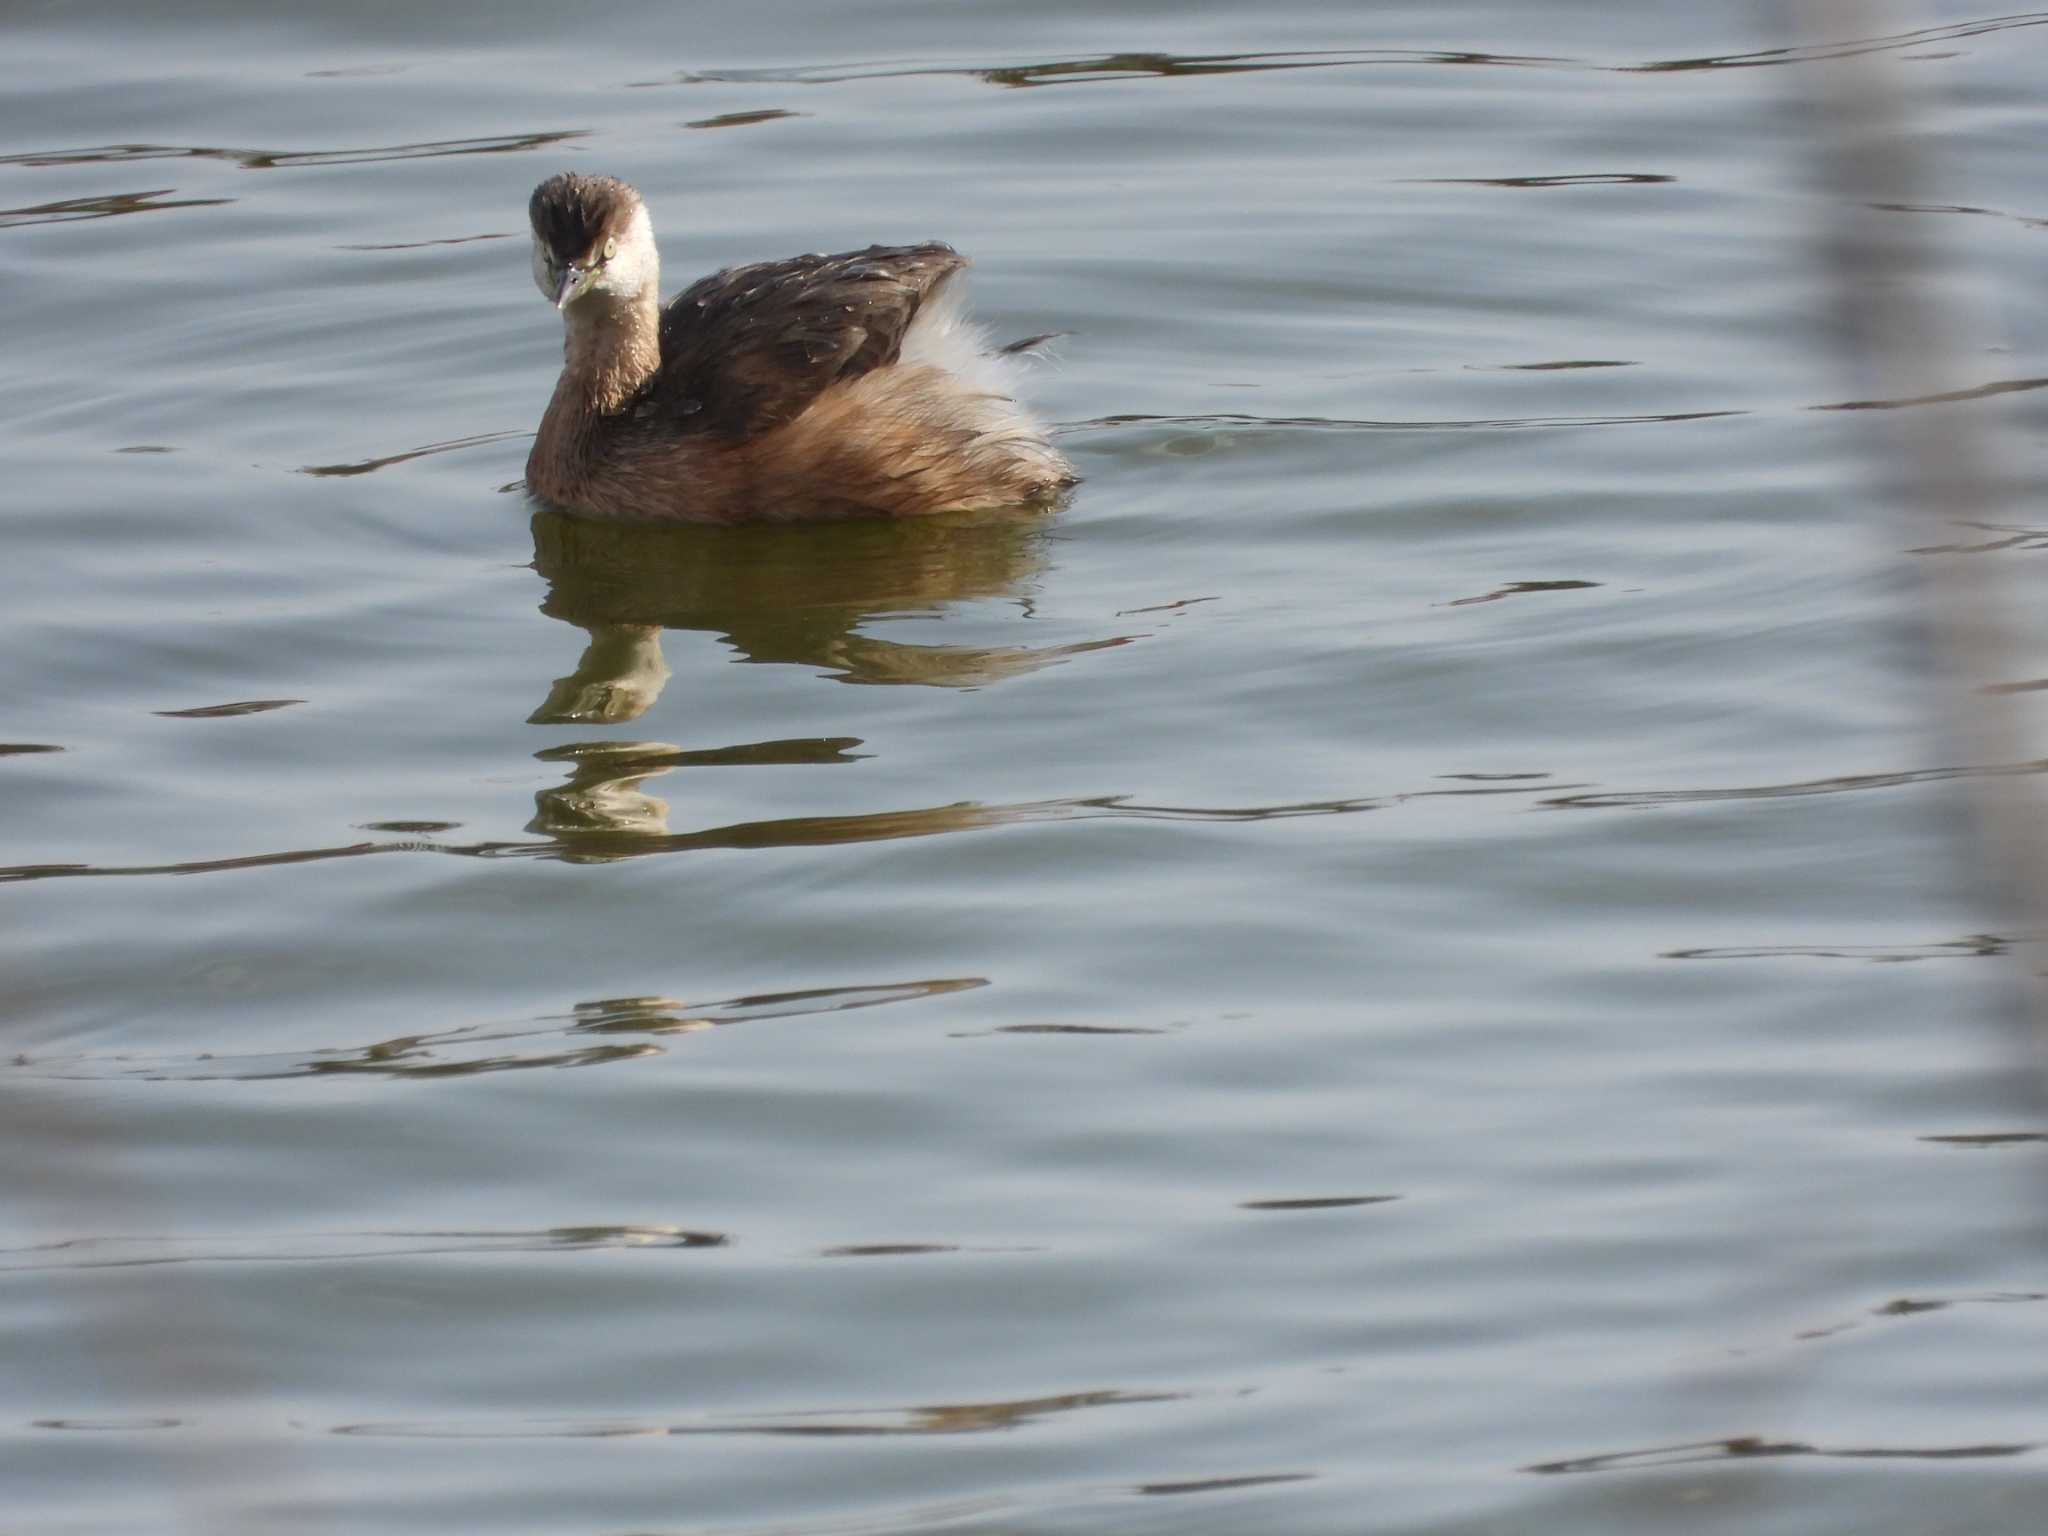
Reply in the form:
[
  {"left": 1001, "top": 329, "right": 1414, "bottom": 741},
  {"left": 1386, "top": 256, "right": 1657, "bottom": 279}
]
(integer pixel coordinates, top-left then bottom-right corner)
[
  {"left": 526, "top": 504, "right": 1124, "bottom": 725},
  {"left": 528, "top": 737, "right": 870, "bottom": 851},
  {"left": 529, "top": 741, "right": 681, "bottom": 840}
]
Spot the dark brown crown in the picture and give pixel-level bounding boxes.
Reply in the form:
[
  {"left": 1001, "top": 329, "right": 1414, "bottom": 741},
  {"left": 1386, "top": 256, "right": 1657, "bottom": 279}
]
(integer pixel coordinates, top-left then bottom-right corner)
[{"left": 529, "top": 173, "right": 640, "bottom": 264}]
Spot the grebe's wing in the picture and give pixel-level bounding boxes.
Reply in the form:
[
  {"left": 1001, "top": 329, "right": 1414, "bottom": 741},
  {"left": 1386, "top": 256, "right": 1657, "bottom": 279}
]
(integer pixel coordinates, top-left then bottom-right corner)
[{"left": 646, "top": 242, "right": 966, "bottom": 437}]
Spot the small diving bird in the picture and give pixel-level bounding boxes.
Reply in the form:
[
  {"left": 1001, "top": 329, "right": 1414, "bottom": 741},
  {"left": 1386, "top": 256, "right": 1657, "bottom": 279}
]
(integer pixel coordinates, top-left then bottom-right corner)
[{"left": 524, "top": 173, "right": 1073, "bottom": 522}]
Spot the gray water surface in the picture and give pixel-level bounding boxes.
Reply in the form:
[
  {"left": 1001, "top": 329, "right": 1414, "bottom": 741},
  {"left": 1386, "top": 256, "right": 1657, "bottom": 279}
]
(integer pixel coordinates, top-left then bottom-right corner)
[{"left": 6, "top": 3, "right": 2048, "bottom": 1532}]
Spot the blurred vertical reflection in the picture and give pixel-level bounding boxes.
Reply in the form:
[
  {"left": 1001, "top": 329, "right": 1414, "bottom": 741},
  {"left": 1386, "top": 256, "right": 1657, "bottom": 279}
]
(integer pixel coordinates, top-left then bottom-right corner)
[{"left": 1803, "top": 0, "right": 2048, "bottom": 1055}]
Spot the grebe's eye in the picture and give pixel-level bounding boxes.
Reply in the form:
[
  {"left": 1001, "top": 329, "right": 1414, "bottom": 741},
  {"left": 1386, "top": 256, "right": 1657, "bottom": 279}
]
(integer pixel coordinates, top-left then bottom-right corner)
[{"left": 602, "top": 236, "right": 617, "bottom": 262}]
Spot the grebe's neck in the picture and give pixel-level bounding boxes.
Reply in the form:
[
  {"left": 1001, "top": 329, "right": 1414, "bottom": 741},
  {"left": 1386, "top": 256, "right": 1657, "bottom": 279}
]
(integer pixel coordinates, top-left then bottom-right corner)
[
  {"left": 531, "top": 291, "right": 660, "bottom": 500},
  {"left": 560, "top": 290, "right": 662, "bottom": 414}
]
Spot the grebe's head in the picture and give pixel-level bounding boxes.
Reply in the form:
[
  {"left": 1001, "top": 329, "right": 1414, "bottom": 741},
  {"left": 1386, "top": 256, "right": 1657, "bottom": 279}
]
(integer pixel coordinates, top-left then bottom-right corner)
[{"left": 529, "top": 173, "right": 659, "bottom": 313}]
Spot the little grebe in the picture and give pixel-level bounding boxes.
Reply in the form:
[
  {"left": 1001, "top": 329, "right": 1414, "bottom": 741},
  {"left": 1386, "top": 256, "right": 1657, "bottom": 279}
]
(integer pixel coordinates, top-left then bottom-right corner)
[{"left": 524, "top": 173, "right": 1074, "bottom": 522}]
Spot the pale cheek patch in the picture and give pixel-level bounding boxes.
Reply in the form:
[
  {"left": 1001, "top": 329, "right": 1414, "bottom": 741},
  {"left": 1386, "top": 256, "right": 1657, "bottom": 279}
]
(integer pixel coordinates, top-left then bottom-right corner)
[{"left": 590, "top": 206, "right": 659, "bottom": 304}]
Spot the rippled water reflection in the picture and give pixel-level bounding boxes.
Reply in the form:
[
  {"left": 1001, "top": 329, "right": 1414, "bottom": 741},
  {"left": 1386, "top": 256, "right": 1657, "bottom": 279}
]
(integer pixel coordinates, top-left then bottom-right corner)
[{"left": 7, "top": 3, "right": 2048, "bottom": 1533}]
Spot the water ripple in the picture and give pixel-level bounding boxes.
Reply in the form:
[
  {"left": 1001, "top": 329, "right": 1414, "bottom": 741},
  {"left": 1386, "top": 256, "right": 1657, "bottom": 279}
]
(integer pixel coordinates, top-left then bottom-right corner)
[
  {"left": 0, "top": 131, "right": 585, "bottom": 171},
  {"left": 9, "top": 980, "right": 984, "bottom": 1082},
  {"left": 337, "top": 231, "right": 516, "bottom": 252},
  {"left": 1137, "top": 1472, "right": 1316, "bottom": 1496},
  {"left": 299, "top": 430, "right": 526, "bottom": 478},
  {"left": 1488, "top": 359, "right": 1639, "bottom": 372},
  {"left": 1816, "top": 373, "right": 2048, "bottom": 412},
  {"left": 1067, "top": 368, "right": 2048, "bottom": 445},
  {"left": 7, "top": 752, "right": 2008, "bottom": 883},
  {"left": 636, "top": 50, "right": 1576, "bottom": 90},
  {"left": 1661, "top": 935, "right": 2007, "bottom": 962},
  {"left": 0, "top": 1225, "right": 724, "bottom": 1274},
  {"left": 1625, "top": 11, "right": 2048, "bottom": 73},
  {"left": 1443, "top": 579, "right": 1601, "bottom": 608},
  {"left": 1539, "top": 759, "right": 2048, "bottom": 810},
  {"left": 1407, "top": 172, "right": 1674, "bottom": 187},
  {"left": 0, "top": 793, "right": 1393, "bottom": 885},
  {"left": 955, "top": 1022, "right": 1173, "bottom": 1037},
  {"left": 0, "top": 188, "right": 231, "bottom": 227},
  {"left": 331, "top": 1388, "right": 1182, "bottom": 1440},
  {"left": 633, "top": 18, "right": 2048, "bottom": 90},
  {"left": 152, "top": 699, "right": 303, "bottom": 720},
  {"left": 1872, "top": 198, "right": 2048, "bottom": 231},
  {"left": 1526, "top": 1435, "right": 2036, "bottom": 1475},
  {"left": 1721, "top": 1289, "right": 2048, "bottom": 1351},
  {"left": 684, "top": 109, "right": 806, "bottom": 131},
  {"left": 30, "top": 1417, "right": 184, "bottom": 1432},
  {"left": 1063, "top": 409, "right": 1744, "bottom": 436},
  {"left": 1907, "top": 520, "right": 2048, "bottom": 555}
]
